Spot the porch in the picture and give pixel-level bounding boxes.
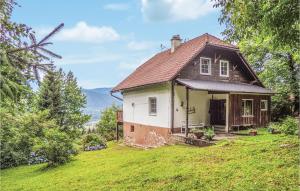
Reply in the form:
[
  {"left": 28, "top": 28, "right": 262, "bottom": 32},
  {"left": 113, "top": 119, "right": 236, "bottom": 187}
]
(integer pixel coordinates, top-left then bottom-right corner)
[
  {"left": 172, "top": 80, "right": 230, "bottom": 136},
  {"left": 171, "top": 78, "right": 272, "bottom": 137}
]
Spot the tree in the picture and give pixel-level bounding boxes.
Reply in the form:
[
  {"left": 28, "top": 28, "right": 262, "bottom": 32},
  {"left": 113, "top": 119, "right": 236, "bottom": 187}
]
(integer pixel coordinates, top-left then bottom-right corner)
[
  {"left": 61, "top": 71, "right": 90, "bottom": 138},
  {"left": 96, "top": 105, "right": 119, "bottom": 141},
  {"left": 213, "top": 0, "right": 299, "bottom": 119},
  {"left": 1, "top": 0, "right": 63, "bottom": 101},
  {"left": 33, "top": 127, "right": 76, "bottom": 166},
  {"left": 37, "top": 67, "right": 64, "bottom": 123}
]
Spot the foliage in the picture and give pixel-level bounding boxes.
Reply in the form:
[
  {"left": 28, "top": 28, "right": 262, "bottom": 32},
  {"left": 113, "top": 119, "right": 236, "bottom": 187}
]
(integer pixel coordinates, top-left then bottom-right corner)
[
  {"left": 33, "top": 128, "right": 77, "bottom": 166},
  {"left": 213, "top": 0, "right": 300, "bottom": 120},
  {"left": 82, "top": 133, "right": 107, "bottom": 151},
  {"left": 204, "top": 127, "right": 215, "bottom": 141},
  {"left": 37, "top": 67, "right": 64, "bottom": 122},
  {"left": 0, "top": 1, "right": 86, "bottom": 169},
  {"left": 278, "top": 117, "right": 299, "bottom": 135},
  {"left": 1, "top": 129, "right": 299, "bottom": 190},
  {"left": 0, "top": 0, "right": 63, "bottom": 101},
  {"left": 61, "top": 71, "right": 90, "bottom": 138},
  {"left": 96, "top": 105, "right": 119, "bottom": 141},
  {"left": 0, "top": 109, "right": 55, "bottom": 169}
]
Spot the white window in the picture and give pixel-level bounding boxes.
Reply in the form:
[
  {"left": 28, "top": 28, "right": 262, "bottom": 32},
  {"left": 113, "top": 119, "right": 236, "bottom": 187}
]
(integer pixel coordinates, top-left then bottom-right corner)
[
  {"left": 220, "top": 60, "right": 229, "bottom": 77},
  {"left": 242, "top": 99, "right": 253, "bottom": 117},
  {"left": 261, "top": 100, "right": 268, "bottom": 111},
  {"left": 200, "top": 57, "right": 211, "bottom": 75},
  {"left": 149, "top": 97, "right": 157, "bottom": 115}
]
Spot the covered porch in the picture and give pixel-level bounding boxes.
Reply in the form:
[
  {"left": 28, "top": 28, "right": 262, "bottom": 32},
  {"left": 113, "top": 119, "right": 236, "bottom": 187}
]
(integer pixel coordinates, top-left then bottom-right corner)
[
  {"left": 172, "top": 80, "right": 229, "bottom": 136},
  {"left": 171, "top": 79, "right": 272, "bottom": 137}
]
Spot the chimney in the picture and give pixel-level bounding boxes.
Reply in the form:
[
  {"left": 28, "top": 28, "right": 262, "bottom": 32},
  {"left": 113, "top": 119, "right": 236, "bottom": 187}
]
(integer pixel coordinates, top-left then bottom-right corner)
[{"left": 171, "top": 34, "right": 181, "bottom": 53}]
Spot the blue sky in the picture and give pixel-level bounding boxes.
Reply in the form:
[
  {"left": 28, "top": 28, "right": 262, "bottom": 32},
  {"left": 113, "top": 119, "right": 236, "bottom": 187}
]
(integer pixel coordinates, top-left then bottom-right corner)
[{"left": 12, "top": 0, "right": 225, "bottom": 89}]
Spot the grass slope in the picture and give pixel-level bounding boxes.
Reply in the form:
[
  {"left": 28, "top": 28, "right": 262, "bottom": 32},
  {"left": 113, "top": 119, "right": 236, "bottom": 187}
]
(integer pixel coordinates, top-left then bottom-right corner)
[{"left": 1, "top": 129, "right": 299, "bottom": 191}]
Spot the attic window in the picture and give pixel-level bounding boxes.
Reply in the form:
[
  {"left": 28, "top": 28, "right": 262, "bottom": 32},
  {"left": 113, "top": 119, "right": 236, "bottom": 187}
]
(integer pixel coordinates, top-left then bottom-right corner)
[
  {"left": 149, "top": 97, "right": 157, "bottom": 115},
  {"left": 220, "top": 60, "right": 229, "bottom": 77},
  {"left": 200, "top": 57, "right": 211, "bottom": 75}
]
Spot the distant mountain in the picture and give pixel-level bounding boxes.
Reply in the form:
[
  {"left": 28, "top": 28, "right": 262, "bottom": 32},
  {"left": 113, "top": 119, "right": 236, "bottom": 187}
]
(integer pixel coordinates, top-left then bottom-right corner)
[{"left": 82, "top": 88, "right": 122, "bottom": 124}]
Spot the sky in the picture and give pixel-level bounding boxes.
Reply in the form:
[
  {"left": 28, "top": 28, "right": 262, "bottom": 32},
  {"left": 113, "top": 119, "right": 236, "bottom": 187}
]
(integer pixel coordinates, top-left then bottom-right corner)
[{"left": 12, "top": 0, "right": 225, "bottom": 89}]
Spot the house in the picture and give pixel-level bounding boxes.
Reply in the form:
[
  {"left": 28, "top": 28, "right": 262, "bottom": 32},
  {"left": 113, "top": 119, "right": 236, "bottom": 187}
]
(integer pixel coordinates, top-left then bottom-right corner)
[{"left": 111, "top": 33, "right": 273, "bottom": 147}]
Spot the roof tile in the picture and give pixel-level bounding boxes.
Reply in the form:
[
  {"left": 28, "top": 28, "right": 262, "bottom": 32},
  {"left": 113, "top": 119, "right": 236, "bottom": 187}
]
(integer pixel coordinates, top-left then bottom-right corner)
[{"left": 112, "top": 33, "right": 236, "bottom": 92}]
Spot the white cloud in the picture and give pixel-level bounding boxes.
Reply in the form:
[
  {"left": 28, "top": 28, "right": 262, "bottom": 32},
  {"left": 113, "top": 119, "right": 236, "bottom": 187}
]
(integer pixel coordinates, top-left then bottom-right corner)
[
  {"left": 141, "top": 0, "right": 215, "bottom": 22},
  {"left": 103, "top": 3, "right": 129, "bottom": 11},
  {"left": 36, "top": 22, "right": 120, "bottom": 43},
  {"left": 127, "top": 41, "right": 156, "bottom": 51},
  {"left": 118, "top": 56, "right": 152, "bottom": 70}
]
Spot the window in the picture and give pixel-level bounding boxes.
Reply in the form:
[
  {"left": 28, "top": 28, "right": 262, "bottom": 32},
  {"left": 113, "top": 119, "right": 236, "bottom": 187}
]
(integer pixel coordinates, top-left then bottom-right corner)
[
  {"left": 200, "top": 57, "right": 211, "bottom": 75},
  {"left": 242, "top": 99, "right": 253, "bottom": 117},
  {"left": 149, "top": 97, "right": 157, "bottom": 115},
  {"left": 220, "top": 60, "right": 229, "bottom": 77},
  {"left": 261, "top": 100, "right": 268, "bottom": 111},
  {"left": 130, "top": 125, "right": 135, "bottom": 132}
]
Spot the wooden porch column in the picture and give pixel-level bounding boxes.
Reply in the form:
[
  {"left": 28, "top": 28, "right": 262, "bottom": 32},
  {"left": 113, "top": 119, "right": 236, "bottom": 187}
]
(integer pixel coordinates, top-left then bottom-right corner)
[
  {"left": 185, "top": 87, "right": 189, "bottom": 137},
  {"left": 171, "top": 81, "right": 175, "bottom": 133}
]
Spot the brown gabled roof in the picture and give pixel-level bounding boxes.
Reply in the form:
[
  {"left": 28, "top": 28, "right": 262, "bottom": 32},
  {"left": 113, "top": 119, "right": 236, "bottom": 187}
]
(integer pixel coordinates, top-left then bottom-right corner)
[{"left": 112, "top": 33, "right": 237, "bottom": 92}]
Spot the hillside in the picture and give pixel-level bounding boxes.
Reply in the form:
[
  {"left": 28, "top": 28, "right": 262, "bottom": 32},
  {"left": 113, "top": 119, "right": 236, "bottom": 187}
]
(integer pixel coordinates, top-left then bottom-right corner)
[
  {"left": 1, "top": 129, "right": 299, "bottom": 191},
  {"left": 82, "top": 88, "right": 122, "bottom": 124}
]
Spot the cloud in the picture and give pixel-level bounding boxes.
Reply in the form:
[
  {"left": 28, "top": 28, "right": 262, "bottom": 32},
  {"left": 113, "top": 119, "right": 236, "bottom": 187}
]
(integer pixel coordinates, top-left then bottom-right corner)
[
  {"left": 103, "top": 3, "right": 130, "bottom": 11},
  {"left": 141, "top": 0, "right": 215, "bottom": 22},
  {"left": 118, "top": 56, "right": 152, "bottom": 70},
  {"left": 127, "top": 41, "right": 156, "bottom": 51},
  {"left": 36, "top": 22, "right": 120, "bottom": 43}
]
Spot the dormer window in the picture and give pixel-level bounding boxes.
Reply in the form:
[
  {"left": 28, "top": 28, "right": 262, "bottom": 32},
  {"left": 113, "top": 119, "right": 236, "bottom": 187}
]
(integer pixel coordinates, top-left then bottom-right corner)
[
  {"left": 220, "top": 60, "right": 229, "bottom": 77},
  {"left": 200, "top": 57, "right": 211, "bottom": 75}
]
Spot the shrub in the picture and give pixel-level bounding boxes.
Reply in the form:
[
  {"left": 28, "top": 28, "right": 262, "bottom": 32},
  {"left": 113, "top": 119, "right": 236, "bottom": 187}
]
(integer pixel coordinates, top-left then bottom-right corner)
[
  {"left": 34, "top": 128, "right": 77, "bottom": 166},
  {"left": 82, "top": 133, "right": 107, "bottom": 151},
  {"left": 204, "top": 127, "right": 215, "bottom": 141},
  {"left": 0, "top": 110, "right": 54, "bottom": 169},
  {"left": 278, "top": 117, "right": 298, "bottom": 135},
  {"left": 96, "top": 105, "right": 121, "bottom": 141}
]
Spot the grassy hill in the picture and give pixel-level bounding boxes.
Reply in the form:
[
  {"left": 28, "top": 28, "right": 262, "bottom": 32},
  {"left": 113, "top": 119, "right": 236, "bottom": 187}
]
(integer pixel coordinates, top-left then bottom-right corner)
[{"left": 1, "top": 129, "right": 299, "bottom": 191}]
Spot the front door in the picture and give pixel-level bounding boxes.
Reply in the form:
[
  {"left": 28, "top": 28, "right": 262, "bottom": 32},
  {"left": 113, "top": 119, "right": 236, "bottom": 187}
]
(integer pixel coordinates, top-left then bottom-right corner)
[{"left": 209, "top": 99, "right": 226, "bottom": 125}]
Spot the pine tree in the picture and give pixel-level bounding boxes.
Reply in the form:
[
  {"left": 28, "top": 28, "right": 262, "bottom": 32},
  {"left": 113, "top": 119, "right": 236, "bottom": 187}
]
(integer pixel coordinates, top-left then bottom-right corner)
[
  {"left": 37, "top": 67, "right": 64, "bottom": 123},
  {"left": 61, "top": 71, "right": 90, "bottom": 137}
]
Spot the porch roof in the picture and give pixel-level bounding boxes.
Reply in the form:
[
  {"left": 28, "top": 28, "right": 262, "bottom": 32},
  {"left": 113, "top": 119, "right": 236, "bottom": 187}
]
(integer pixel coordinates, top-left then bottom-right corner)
[{"left": 176, "top": 79, "right": 274, "bottom": 94}]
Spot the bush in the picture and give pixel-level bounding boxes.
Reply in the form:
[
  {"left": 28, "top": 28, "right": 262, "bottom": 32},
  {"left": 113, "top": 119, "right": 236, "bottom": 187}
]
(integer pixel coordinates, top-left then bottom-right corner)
[
  {"left": 96, "top": 105, "right": 121, "bottom": 141},
  {"left": 82, "top": 133, "right": 107, "bottom": 151},
  {"left": 34, "top": 128, "right": 77, "bottom": 166},
  {"left": 0, "top": 110, "right": 55, "bottom": 169},
  {"left": 204, "top": 127, "right": 215, "bottom": 141},
  {"left": 278, "top": 117, "right": 298, "bottom": 135}
]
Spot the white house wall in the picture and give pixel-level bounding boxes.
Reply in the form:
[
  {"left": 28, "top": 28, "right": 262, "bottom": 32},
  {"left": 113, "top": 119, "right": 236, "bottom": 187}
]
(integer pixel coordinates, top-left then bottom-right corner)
[
  {"left": 174, "top": 86, "right": 210, "bottom": 129},
  {"left": 122, "top": 84, "right": 171, "bottom": 128},
  {"left": 174, "top": 85, "right": 229, "bottom": 131}
]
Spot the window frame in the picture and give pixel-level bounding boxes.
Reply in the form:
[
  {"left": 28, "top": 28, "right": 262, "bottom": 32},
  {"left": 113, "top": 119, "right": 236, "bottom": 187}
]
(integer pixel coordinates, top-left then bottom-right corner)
[
  {"left": 148, "top": 97, "right": 157, "bottom": 116},
  {"left": 219, "top": 60, "right": 229, "bottom": 77},
  {"left": 200, "top": 57, "right": 211, "bottom": 75},
  {"left": 241, "top": 99, "right": 254, "bottom": 117},
  {"left": 260, "top": 100, "right": 268, "bottom": 111}
]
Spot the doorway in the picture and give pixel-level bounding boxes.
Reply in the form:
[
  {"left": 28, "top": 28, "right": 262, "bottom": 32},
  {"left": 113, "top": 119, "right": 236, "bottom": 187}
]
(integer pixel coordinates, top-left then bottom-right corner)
[{"left": 209, "top": 99, "right": 226, "bottom": 125}]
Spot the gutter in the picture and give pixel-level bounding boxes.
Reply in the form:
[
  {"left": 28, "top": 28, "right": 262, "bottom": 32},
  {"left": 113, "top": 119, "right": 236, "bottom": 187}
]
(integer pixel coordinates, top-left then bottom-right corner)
[{"left": 110, "top": 91, "right": 123, "bottom": 101}]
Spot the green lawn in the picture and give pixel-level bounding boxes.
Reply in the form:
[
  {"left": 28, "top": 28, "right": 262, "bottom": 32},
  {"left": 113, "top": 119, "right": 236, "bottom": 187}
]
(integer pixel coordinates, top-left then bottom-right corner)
[{"left": 1, "top": 129, "right": 299, "bottom": 191}]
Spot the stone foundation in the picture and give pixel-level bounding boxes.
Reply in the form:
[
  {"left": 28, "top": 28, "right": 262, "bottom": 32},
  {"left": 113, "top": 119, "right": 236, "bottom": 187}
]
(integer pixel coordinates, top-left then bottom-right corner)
[{"left": 123, "top": 122, "right": 171, "bottom": 148}]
